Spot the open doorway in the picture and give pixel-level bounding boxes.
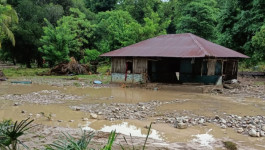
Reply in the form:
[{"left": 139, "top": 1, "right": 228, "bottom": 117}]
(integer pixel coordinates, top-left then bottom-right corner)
[{"left": 148, "top": 58, "right": 180, "bottom": 83}]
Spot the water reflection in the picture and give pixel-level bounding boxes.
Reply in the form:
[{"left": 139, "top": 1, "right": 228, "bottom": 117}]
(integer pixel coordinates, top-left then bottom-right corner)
[{"left": 82, "top": 122, "right": 163, "bottom": 140}]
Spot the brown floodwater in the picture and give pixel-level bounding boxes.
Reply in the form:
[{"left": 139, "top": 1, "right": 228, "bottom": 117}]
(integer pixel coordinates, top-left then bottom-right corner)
[{"left": 0, "top": 81, "right": 265, "bottom": 149}]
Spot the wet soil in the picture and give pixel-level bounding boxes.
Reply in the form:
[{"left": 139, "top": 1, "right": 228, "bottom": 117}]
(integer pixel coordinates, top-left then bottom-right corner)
[{"left": 0, "top": 76, "right": 265, "bottom": 149}]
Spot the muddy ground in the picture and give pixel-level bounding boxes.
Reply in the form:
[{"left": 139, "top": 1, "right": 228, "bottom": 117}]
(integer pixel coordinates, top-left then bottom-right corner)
[{"left": 0, "top": 76, "right": 265, "bottom": 150}]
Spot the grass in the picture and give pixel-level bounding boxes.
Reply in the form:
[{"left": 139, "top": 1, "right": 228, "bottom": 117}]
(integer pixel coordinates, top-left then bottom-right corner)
[
  {"left": 238, "top": 61, "right": 265, "bottom": 72},
  {"left": 2, "top": 68, "right": 49, "bottom": 77},
  {"left": 1, "top": 65, "right": 112, "bottom": 84},
  {"left": 223, "top": 141, "right": 237, "bottom": 150}
]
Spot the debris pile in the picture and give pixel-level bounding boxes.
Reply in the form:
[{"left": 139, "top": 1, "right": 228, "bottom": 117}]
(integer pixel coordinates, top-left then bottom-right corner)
[{"left": 50, "top": 57, "right": 89, "bottom": 75}]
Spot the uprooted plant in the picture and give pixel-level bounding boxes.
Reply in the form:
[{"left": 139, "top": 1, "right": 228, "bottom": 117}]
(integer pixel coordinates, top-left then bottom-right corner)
[{"left": 0, "top": 118, "right": 34, "bottom": 150}]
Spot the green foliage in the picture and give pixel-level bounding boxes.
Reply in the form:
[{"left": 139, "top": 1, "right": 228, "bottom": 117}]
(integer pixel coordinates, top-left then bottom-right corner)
[
  {"left": 102, "top": 131, "right": 117, "bottom": 150},
  {"left": 96, "top": 10, "right": 142, "bottom": 53},
  {"left": 45, "top": 130, "right": 94, "bottom": 150},
  {"left": 223, "top": 141, "right": 237, "bottom": 150},
  {"left": 2, "top": 68, "right": 49, "bottom": 77},
  {"left": 57, "top": 8, "right": 95, "bottom": 61},
  {"left": 0, "top": 118, "right": 34, "bottom": 150},
  {"left": 87, "top": 0, "right": 117, "bottom": 13},
  {"left": 0, "top": 3, "right": 18, "bottom": 47},
  {"left": 176, "top": 0, "right": 218, "bottom": 40},
  {"left": 251, "top": 26, "right": 265, "bottom": 62},
  {"left": 1, "top": 0, "right": 265, "bottom": 67},
  {"left": 39, "top": 19, "right": 74, "bottom": 66},
  {"left": 80, "top": 49, "right": 100, "bottom": 64}
]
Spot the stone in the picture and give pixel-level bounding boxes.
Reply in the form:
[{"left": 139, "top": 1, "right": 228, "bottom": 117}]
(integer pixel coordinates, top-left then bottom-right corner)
[
  {"left": 237, "top": 128, "right": 244, "bottom": 133},
  {"left": 249, "top": 129, "right": 258, "bottom": 137},
  {"left": 262, "top": 125, "right": 265, "bottom": 131},
  {"left": 198, "top": 118, "right": 205, "bottom": 124},
  {"left": 57, "top": 120, "right": 63, "bottom": 122},
  {"left": 75, "top": 107, "right": 81, "bottom": 111},
  {"left": 14, "top": 103, "right": 19, "bottom": 106},
  {"left": 221, "top": 124, "right": 227, "bottom": 129},
  {"left": 174, "top": 121, "right": 188, "bottom": 129},
  {"left": 260, "top": 131, "right": 265, "bottom": 137},
  {"left": 69, "top": 120, "right": 74, "bottom": 122},
  {"left": 21, "top": 110, "right": 26, "bottom": 113},
  {"left": 90, "top": 113, "right": 98, "bottom": 119},
  {"left": 82, "top": 118, "right": 89, "bottom": 121},
  {"left": 97, "top": 112, "right": 103, "bottom": 115},
  {"left": 28, "top": 113, "right": 33, "bottom": 116},
  {"left": 220, "top": 118, "right": 227, "bottom": 124},
  {"left": 36, "top": 114, "right": 41, "bottom": 118}
]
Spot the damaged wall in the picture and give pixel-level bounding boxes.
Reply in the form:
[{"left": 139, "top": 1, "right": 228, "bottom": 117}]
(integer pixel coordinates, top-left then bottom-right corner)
[{"left": 111, "top": 73, "right": 145, "bottom": 83}]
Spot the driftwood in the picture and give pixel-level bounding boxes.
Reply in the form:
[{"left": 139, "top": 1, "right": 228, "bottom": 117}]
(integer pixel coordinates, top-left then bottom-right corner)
[
  {"left": 50, "top": 57, "right": 89, "bottom": 75},
  {"left": 0, "top": 70, "right": 7, "bottom": 81}
]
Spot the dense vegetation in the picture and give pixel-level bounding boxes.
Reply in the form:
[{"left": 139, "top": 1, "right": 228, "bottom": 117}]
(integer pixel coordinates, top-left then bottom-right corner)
[{"left": 0, "top": 0, "right": 264, "bottom": 68}]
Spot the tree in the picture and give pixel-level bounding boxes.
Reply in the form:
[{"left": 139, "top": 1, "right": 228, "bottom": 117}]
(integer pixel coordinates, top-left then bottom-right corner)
[
  {"left": 141, "top": 12, "right": 169, "bottom": 40},
  {"left": 0, "top": 3, "right": 18, "bottom": 47},
  {"left": 217, "top": 0, "right": 265, "bottom": 63},
  {"left": 175, "top": 0, "right": 218, "bottom": 40},
  {"left": 116, "top": 0, "right": 161, "bottom": 24},
  {"left": 251, "top": 26, "right": 265, "bottom": 62},
  {"left": 86, "top": 0, "right": 117, "bottom": 13},
  {"left": 39, "top": 19, "right": 74, "bottom": 67},
  {"left": 95, "top": 10, "right": 142, "bottom": 53},
  {"left": 57, "top": 8, "right": 96, "bottom": 61}
]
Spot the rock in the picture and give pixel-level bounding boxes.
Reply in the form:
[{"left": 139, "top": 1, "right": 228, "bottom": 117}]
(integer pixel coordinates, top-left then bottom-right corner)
[
  {"left": 57, "top": 120, "right": 63, "bottom": 122},
  {"left": 260, "top": 131, "right": 265, "bottom": 137},
  {"left": 75, "top": 107, "right": 81, "bottom": 111},
  {"left": 262, "top": 125, "right": 265, "bottom": 131},
  {"left": 21, "top": 110, "right": 26, "bottom": 113},
  {"left": 82, "top": 118, "right": 89, "bottom": 121},
  {"left": 214, "top": 115, "right": 220, "bottom": 120},
  {"left": 174, "top": 121, "right": 188, "bottom": 129},
  {"left": 69, "top": 120, "right": 74, "bottom": 122},
  {"left": 28, "top": 113, "right": 33, "bottom": 116},
  {"left": 97, "top": 112, "right": 103, "bottom": 115},
  {"left": 90, "top": 113, "right": 98, "bottom": 119},
  {"left": 249, "top": 129, "right": 258, "bottom": 137},
  {"left": 220, "top": 118, "right": 227, "bottom": 124},
  {"left": 14, "top": 103, "right": 19, "bottom": 106},
  {"left": 36, "top": 114, "right": 41, "bottom": 118},
  {"left": 198, "top": 118, "right": 205, "bottom": 124},
  {"left": 237, "top": 128, "right": 244, "bottom": 133},
  {"left": 221, "top": 124, "right": 227, "bottom": 129}
]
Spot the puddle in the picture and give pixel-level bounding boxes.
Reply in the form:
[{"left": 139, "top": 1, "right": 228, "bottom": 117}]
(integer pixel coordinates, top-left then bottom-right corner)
[
  {"left": 191, "top": 129, "right": 215, "bottom": 149},
  {"left": 83, "top": 121, "right": 162, "bottom": 140}
]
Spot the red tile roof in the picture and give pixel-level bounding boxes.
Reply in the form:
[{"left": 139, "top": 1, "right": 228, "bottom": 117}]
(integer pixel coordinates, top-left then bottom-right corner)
[{"left": 100, "top": 33, "right": 249, "bottom": 58}]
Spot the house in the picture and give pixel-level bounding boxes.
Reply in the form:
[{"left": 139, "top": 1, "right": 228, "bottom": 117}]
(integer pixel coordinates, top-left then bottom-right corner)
[{"left": 101, "top": 33, "right": 249, "bottom": 85}]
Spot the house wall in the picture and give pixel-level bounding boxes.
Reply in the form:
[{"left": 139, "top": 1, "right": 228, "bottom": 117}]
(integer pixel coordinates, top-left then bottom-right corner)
[
  {"left": 111, "top": 57, "right": 238, "bottom": 84},
  {"left": 111, "top": 57, "right": 147, "bottom": 83},
  {"left": 179, "top": 59, "right": 223, "bottom": 84}
]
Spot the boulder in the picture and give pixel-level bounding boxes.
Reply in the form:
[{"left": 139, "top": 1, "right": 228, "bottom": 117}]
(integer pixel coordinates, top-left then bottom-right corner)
[
  {"left": 249, "top": 129, "right": 258, "bottom": 137},
  {"left": 174, "top": 121, "right": 188, "bottom": 129},
  {"left": 90, "top": 113, "right": 98, "bottom": 119}
]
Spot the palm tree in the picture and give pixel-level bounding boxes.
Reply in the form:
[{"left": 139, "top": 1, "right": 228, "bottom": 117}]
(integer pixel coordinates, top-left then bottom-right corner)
[{"left": 0, "top": 2, "right": 18, "bottom": 48}]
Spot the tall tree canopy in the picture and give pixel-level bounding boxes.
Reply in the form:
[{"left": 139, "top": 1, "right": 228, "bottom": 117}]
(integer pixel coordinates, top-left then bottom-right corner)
[
  {"left": 0, "top": 0, "right": 265, "bottom": 67},
  {"left": 176, "top": 0, "right": 218, "bottom": 40}
]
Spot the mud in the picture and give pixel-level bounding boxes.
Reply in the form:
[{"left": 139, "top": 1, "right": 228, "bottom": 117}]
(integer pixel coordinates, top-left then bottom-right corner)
[{"left": 0, "top": 76, "right": 265, "bottom": 149}]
